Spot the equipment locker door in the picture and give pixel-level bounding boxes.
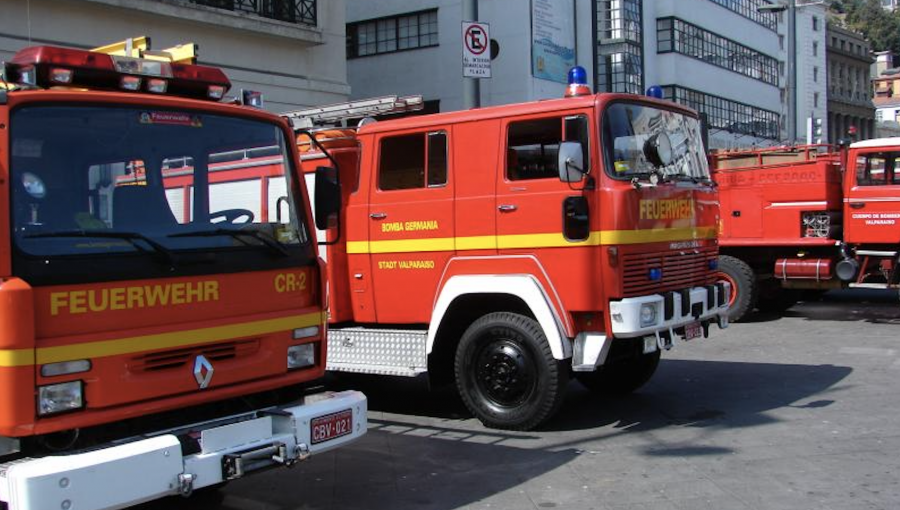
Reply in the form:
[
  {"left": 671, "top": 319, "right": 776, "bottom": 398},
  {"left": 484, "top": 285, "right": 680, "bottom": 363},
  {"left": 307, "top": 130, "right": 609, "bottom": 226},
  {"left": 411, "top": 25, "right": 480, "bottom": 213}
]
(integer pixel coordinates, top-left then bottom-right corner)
[
  {"left": 368, "top": 130, "right": 453, "bottom": 323},
  {"left": 844, "top": 149, "right": 900, "bottom": 244}
]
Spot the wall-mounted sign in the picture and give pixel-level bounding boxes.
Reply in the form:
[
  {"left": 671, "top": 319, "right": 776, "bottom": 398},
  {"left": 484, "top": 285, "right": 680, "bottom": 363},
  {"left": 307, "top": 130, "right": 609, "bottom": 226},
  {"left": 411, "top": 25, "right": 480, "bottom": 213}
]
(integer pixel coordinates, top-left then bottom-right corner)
[{"left": 532, "top": 0, "right": 576, "bottom": 83}]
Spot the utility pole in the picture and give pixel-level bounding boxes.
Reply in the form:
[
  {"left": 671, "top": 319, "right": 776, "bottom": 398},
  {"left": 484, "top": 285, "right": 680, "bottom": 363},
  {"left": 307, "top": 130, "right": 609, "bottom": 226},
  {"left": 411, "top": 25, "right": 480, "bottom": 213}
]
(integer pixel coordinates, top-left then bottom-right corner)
[{"left": 462, "top": 0, "right": 480, "bottom": 109}]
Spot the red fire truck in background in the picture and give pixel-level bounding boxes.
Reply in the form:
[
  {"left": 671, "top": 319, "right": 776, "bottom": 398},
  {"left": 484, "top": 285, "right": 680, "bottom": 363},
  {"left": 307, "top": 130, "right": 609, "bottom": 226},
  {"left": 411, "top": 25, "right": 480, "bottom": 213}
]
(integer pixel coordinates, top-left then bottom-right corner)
[
  {"left": 712, "top": 139, "right": 900, "bottom": 321},
  {"left": 0, "top": 39, "right": 366, "bottom": 510},
  {"left": 288, "top": 81, "right": 731, "bottom": 431}
]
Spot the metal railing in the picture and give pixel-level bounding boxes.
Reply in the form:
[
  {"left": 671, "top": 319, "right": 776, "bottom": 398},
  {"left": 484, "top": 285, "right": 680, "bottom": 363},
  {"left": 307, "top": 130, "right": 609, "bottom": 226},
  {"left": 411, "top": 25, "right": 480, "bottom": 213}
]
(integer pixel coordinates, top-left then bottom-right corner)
[{"left": 190, "top": 0, "right": 316, "bottom": 26}]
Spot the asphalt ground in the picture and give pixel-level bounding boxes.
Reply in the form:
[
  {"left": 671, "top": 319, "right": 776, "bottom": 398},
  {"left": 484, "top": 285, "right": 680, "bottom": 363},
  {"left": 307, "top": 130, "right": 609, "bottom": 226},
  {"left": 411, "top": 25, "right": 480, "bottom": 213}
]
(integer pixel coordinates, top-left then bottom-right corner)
[{"left": 143, "top": 289, "right": 900, "bottom": 510}]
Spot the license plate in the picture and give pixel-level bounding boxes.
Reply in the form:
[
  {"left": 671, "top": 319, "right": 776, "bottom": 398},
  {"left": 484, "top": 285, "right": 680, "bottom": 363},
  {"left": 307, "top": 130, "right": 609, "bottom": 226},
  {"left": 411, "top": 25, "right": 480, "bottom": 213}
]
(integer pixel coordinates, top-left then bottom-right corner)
[
  {"left": 311, "top": 409, "right": 353, "bottom": 444},
  {"left": 683, "top": 321, "right": 702, "bottom": 340}
]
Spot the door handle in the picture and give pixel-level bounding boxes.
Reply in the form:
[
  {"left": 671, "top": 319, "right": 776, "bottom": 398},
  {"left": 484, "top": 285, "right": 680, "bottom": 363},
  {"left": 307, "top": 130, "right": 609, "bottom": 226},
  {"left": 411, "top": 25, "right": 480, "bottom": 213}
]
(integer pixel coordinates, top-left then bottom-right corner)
[
  {"left": 849, "top": 202, "right": 865, "bottom": 209},
  {"left": 498, "top": 204, "right": 518, "bottom": 213},
  {"left": 370, "top": 212, "right": 388, "bottom": 219}
]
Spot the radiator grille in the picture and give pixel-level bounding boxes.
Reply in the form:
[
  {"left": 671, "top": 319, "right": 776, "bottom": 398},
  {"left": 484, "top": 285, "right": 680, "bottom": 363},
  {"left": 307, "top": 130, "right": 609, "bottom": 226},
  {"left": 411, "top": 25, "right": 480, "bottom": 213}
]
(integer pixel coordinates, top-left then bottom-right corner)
[
  {"left": 623, "top": 247, "right": 718, "bottom": 297},
  {"left": 130, "top": 340, "right": 260, "bottom": 372}
]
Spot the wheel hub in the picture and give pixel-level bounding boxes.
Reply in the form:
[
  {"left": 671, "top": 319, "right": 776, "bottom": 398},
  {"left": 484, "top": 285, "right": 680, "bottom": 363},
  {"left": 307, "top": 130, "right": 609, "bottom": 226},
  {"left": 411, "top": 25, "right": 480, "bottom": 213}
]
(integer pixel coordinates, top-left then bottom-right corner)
[{"left": 475, "top": 341, "right": 533, "bottom": 407}]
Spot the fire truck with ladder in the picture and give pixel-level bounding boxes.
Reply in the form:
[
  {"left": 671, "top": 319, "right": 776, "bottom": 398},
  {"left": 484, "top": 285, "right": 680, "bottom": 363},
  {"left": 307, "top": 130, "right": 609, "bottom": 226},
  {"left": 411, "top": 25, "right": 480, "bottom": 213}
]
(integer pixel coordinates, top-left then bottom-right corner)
[
  {"left": 0, "top": 38, "right": 366, "bottom": 510},
  {"left": 712, "top": 139, "right": 900, "bottom": 321},
  {"left": 286, "top": 69, "right": 731, "bottom": 431}
]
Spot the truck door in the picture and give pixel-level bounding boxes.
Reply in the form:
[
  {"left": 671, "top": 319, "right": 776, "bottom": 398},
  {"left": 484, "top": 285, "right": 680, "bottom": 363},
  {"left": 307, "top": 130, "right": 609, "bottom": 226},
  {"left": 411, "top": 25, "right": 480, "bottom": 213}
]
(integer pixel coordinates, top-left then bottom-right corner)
[
  {"left": 496, "top": 114, "right": 592, "bottom": 251},
  {"left": 368, "top": 130, "right": 453, "bottom": 323},
  {"left": 844, "top": 149, "right": 900, "bottom": 244}
]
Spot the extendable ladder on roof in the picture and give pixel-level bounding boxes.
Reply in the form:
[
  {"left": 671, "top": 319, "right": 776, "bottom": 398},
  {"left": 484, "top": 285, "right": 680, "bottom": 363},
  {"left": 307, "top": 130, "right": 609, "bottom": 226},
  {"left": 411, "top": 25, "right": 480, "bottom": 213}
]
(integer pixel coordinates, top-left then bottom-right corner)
[{"left": 282, "top": 95, "right": 424, "bottom": 129}]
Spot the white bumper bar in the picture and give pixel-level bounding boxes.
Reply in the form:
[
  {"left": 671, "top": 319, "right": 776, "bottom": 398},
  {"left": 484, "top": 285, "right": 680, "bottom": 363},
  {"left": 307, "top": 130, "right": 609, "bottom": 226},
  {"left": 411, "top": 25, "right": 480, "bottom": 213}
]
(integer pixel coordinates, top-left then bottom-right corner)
[
  {"left": 609, "top": 283, "right": 731, "bottom": 338},
  {"left": 0, "top": 390, "right": 367, "bottom": 510}
]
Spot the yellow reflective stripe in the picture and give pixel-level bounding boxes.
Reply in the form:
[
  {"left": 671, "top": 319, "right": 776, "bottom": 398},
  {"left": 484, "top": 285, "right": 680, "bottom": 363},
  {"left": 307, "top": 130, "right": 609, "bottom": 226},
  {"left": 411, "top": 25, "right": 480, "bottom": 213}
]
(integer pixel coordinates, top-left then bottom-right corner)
[
  {"left": 599, "top": 226, "right": 717, "bottom": 245},
  {"left": 346, "top": 227, "right": 716, "bottom": 255},
  {"left": 0, "top": 312, "right": 325, "bottom": 368},
  {"left": 0, "top": 349, "right": 36, "bottom": 368}
]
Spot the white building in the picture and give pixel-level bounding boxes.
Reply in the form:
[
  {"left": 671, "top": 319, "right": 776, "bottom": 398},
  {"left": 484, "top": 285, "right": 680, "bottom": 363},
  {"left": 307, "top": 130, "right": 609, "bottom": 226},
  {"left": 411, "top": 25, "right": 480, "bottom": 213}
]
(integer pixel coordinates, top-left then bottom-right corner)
[
  {"left": 0, "top": 0, "right": 349, "bottom": 111},
  {"left": 347, "top": 0, "right": 790, "bottom": 149},
  {"left": 793, "top": 3, "right": 829, "bottom": 143}
]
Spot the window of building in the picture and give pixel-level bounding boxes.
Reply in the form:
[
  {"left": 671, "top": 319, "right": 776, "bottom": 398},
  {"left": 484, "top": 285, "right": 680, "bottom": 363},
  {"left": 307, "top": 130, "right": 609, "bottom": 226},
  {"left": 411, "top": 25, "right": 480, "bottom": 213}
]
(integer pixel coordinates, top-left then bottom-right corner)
[
  {"left": 813, "top": 66, "right": 818, "bottom": 82},
  {"left": 812, "top": 16, "right": 819, "bottom": 31},
  {"left": 814, "top": 92, "right": 819, "bottom": 108},
  {"left": 347, "top": 10, "right": 438, "bottom": 58},
  {"left": 707, "top": 0, "right": 777, "bottom": 30},
  {"left": 662, "top": 85, "right": 780, "bottom": 140},
  {"left": 378, "top": 131, "right": 447, "bottom": 190},
  {"left": 597, "top": 0, "right": 644, "bottom": 94},
  {"left": 813, "top": 41, "right": 818, "bottom": 57},
  {"left": 656, "top": 18, "right": 778, "bottom": 85}
]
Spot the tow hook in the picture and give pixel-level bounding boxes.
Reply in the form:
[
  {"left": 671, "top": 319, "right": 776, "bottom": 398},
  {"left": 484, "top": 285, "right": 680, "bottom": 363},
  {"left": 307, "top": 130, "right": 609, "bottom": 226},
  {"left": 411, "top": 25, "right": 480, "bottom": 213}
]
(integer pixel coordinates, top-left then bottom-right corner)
[{"left": 177, "top": 473, "right": 195, "bottom": 497}]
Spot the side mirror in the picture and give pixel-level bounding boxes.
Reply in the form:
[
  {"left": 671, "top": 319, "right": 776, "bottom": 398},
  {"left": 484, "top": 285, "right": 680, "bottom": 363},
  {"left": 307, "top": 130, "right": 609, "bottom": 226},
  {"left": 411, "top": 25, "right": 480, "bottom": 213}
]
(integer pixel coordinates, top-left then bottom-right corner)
[
  {"left": 314, "top": 166, "right": 340, "bottom": 230},
  {"left": 644, "top": 132, "right": 673, "bottom": 168},
  {"left": 558, "top": 142, "right": 585, "bottom": 183}
]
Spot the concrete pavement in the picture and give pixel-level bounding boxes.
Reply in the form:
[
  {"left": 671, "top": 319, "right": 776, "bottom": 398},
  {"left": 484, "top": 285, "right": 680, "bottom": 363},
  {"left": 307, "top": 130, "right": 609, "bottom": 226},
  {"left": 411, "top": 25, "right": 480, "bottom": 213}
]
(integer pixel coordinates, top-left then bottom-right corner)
[{"left": 143, "top": 289, "right": 900, "bottom": 510}]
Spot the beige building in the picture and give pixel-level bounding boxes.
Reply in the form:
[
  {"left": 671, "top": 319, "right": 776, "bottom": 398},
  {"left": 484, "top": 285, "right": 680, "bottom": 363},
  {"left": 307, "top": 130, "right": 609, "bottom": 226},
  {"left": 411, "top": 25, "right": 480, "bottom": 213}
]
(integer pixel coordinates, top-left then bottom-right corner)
[
  {"left": 0, "top": 0, "right": 349, "bottom": 111},
  {"left": 826, "top": 23, "right": 875, "bottom": 142}
]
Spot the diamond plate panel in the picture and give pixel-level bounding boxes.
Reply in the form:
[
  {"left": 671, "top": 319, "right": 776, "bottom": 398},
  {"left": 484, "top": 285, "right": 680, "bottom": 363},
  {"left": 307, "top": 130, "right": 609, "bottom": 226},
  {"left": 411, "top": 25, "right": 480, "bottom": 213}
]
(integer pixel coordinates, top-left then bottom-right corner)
[{"left": 327, "top": 328, "right": 427, "bottom": 377}]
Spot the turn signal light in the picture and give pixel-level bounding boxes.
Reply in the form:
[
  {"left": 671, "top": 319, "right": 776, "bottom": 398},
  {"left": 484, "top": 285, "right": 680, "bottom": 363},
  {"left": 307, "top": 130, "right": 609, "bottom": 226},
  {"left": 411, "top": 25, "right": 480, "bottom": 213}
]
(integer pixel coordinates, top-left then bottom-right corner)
[
  {"left": 120, "top": 75, "right": 142, "bottom": 91},
  {"left": 49, "top": 67, "right": 73, "bottom": 84},
  {"left": 146, "top": 78, "right": 168, "bottom": 94},
  {"left": 208, "top": 85, "right": 226, "bottom": 100}
]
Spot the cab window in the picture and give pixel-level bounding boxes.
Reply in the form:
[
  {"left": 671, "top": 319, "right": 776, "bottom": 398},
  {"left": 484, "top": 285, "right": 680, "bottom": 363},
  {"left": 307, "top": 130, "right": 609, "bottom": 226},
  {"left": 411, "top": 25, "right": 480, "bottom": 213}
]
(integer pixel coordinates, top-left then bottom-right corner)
[
  {"left": 856, "top": 152, "right": 900, "bottom": 186},
  {"left": 506, "top": 115, "right": 589, "bottom": 181},
  {"left": 378, "top": 131, "right": 448, "bottom": 190}
]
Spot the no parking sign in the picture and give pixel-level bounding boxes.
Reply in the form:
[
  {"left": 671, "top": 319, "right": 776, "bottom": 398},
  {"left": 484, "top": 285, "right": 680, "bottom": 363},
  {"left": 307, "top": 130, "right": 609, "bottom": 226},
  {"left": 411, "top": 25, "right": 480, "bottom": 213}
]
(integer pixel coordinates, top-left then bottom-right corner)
[{"left": 462, "top": 21, "right": 491, "bottom": 78}]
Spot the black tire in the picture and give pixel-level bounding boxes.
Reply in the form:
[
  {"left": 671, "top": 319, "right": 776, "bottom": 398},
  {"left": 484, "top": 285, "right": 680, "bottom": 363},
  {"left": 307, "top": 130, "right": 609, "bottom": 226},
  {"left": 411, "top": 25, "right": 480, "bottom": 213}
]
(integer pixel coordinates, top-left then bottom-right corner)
[
  {"left": 717, "top": 255, "right": 758, "bottom": 322},
  {"left": 454, "top": 312, "right": 568, "bottom": 431},
  {"left": 576, "top": 349, "right": 661, "bottom": 395}
]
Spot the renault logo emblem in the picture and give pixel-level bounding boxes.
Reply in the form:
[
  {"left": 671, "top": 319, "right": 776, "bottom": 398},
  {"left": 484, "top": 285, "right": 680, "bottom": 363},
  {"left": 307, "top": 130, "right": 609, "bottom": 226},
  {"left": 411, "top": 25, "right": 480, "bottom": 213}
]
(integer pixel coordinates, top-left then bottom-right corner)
[{"left": 193, "top": 355, "right": 214, "bottom": 389}]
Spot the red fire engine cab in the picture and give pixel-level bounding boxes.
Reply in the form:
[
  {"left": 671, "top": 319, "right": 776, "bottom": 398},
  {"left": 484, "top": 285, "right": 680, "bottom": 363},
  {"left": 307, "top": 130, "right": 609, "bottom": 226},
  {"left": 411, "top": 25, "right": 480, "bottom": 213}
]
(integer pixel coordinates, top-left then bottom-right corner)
[
  {"left": 289, "top": 72, "right": 730, "bottom": 431},
  {"left": 0, "top": 39, "right": 366, "bottom": 510},
  {"left": 712, "top": 139, "right": 900, "bottom": 320}
]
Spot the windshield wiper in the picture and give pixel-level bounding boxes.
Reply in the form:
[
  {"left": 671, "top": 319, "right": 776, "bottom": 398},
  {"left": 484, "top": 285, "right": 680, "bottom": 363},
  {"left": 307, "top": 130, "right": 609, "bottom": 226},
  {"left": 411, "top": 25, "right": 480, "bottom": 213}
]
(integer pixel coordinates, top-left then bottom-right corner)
[
  {"left": 24, "top": 230, "right": 177, "bottom": 267},
  {"left": 169, "top": 229, "right": 291, "bottom": 257}
]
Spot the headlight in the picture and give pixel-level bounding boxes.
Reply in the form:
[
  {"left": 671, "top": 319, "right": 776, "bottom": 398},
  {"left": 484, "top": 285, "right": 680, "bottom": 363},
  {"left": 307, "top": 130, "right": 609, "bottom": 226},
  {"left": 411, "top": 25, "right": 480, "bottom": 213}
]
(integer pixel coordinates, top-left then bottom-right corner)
[
  {"left": 640, "top": 303, "right": 659, "bottom": 327},
  {"left": 287, "top": 344, "right": 316, "bottom": 369},
  {"left": 38, "top": 381, "right": 84, "bottom": 416}
]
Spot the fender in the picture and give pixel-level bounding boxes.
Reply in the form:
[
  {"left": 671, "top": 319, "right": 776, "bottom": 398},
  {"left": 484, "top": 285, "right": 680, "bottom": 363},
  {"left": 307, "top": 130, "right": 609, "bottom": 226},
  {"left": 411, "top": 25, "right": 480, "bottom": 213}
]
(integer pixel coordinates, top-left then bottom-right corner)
[{"left": 426, "top": 274, "right": 573, "bottom": 360}]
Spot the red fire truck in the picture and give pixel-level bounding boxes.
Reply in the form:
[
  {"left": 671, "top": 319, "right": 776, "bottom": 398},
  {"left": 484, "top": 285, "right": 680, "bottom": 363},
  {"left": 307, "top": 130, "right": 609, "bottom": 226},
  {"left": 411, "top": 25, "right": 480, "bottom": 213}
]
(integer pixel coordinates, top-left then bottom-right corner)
[
  {"left": 712, "top": 139, "right": 900, "bottom": 321},
  {"left": 289, "top": 79, "right": 731, "bottom": 431},
  {"left": 0, "top": 39, "right": 366, "bottom": 510}
]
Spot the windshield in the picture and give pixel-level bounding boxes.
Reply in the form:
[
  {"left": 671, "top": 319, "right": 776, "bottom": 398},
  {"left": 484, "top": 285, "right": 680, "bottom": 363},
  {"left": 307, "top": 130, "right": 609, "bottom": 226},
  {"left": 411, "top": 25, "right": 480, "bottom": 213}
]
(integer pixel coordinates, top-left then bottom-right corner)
[
  {"left": 602, "top": 103, "right": 710, "bottom": 182},
  {"left": 10, "top": 104, "right": 313, "bottom": 285}
]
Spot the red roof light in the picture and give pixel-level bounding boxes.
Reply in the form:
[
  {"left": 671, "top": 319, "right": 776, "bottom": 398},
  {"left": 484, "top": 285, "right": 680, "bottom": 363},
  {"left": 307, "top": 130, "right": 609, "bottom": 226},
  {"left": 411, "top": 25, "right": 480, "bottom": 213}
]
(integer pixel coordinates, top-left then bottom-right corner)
[{"left": 5, "top": 45, "right": 231, "bottom": 101}]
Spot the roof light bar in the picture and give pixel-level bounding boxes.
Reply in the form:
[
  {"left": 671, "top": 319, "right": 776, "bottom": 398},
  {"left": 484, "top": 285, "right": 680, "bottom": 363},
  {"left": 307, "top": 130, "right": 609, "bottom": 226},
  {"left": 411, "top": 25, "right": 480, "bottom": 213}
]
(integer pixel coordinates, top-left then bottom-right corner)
[{"left": 5, "top": 44, "right": 231, "bottom": 101}]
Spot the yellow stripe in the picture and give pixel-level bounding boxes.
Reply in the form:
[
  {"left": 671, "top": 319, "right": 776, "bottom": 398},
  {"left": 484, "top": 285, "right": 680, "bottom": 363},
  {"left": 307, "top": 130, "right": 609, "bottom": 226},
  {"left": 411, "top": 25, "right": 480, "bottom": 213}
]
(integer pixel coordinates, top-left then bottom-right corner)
[
  {"left": 0, "top": 312, "right": 324, "bottom": 368},
  {"left": 0, "top": 349, "right": 36, "bottom": 368},
  {"left": 346, "top": 227, "right": 716, "bottom": 255}
]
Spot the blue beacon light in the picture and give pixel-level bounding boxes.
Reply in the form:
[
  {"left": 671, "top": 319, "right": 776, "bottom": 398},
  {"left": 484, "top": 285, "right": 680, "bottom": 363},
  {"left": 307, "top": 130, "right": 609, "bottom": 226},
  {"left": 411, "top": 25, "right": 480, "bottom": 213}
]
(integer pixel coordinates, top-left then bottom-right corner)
[
  {"left": 565, "top": 66, "right": 591, "bottom": 97},
  {"left": 646, "top": 85, "right": 663, "bottom": 99}
]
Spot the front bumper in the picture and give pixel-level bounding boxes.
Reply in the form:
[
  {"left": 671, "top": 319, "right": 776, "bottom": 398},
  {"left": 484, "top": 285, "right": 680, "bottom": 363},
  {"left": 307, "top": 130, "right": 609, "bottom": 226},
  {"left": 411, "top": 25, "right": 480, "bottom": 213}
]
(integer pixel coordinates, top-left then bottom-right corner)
[
  {"left": 0, "top": 390, "right": 367, "bottom": 510},
  {"left": 609, "top": 283, "right": 731, "bottom": 340}
]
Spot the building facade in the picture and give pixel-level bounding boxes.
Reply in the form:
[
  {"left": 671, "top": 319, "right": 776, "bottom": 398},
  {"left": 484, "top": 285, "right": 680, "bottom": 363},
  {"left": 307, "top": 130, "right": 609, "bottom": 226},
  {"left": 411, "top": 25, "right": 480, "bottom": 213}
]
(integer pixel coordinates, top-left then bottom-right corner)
[
  {"left": 0, "top": 0, "right": 349, "bottom": 111},
  {"left": 346, "top": 0, "right": 797, "bottom": 149},
  {"left": 873, "top": 52, "right": 900, "bottom": 137},
  {"left": 826, "top": 22, "right": 875, "bottom": 142}
]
